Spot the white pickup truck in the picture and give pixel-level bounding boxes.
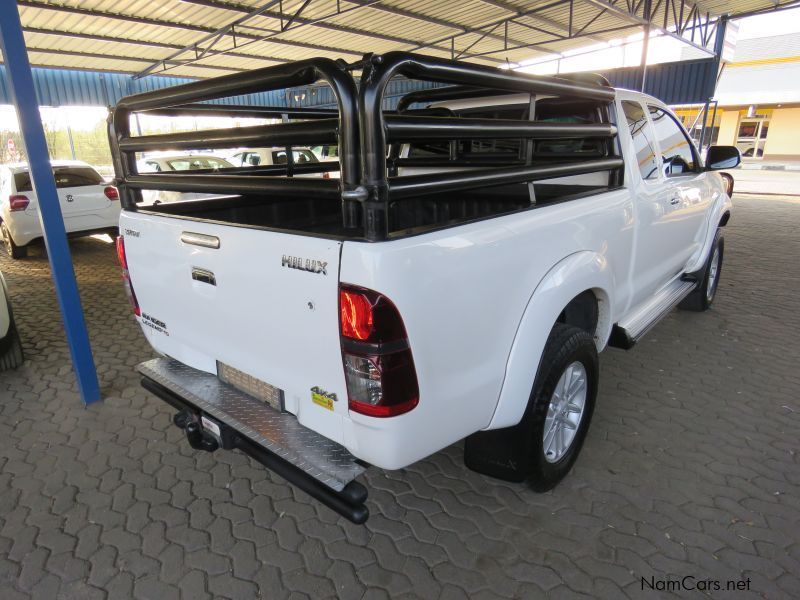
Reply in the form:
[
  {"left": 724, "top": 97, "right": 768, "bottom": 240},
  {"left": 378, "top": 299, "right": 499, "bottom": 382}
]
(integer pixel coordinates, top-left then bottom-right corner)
[{"left": 109, "top": 53, "right": 739, "bottom": 523}]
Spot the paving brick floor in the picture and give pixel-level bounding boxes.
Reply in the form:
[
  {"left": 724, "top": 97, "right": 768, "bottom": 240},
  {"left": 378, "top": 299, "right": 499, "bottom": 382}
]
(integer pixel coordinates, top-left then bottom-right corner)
[{"left": 0, "top": 194, "right": 798, "bottom": 599}]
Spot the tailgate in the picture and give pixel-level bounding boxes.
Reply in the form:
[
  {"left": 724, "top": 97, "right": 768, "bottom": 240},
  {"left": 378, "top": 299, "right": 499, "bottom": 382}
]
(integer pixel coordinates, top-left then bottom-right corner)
[
  {"left": 57, "top": 185, "right": 111, "bottom": 215},
  {"left": 120, "top": 210, "right": 348, "bottom": 443}
]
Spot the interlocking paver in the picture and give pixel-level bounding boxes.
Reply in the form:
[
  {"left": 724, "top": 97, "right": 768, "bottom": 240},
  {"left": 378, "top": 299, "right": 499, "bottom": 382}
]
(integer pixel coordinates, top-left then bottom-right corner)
[{"left": 0, "top": 195, "right": 798, "bottom": 599}]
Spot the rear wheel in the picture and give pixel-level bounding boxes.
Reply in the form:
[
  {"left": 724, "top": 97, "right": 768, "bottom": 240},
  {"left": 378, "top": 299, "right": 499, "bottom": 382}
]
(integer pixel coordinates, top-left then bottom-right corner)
[
  {"left": 523, "top": 323, "right": 598, "bottom": 491},
  {"left": 463, "top": 323, "right": 598, "bottom": 491},
  {"left": 680, "top": 231, "right": 723, "bottom": 312},
  {"left": 1, "top": 223, "right": 27, "bottom": 259}
]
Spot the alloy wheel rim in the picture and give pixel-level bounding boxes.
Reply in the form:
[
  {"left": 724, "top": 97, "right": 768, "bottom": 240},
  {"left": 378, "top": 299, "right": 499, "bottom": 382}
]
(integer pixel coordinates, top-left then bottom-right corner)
[
  {"left": 543, "top": 361, "right": 587, "bottom": 463},
  {"left": 706, "top": 248, "right": 720, "bottom": 302}
]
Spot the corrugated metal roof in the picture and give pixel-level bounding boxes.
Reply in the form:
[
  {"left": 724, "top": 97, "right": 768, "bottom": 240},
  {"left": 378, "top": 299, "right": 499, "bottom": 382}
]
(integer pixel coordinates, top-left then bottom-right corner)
[
  {"left": 603, "top": 58, "right": 719, "bottom": 104},
  {"left": 1, "top": 0, "right": 784, "bottom": 81},
  {"left": 0, "top": 64, "right": 287, "bottom": 106}
]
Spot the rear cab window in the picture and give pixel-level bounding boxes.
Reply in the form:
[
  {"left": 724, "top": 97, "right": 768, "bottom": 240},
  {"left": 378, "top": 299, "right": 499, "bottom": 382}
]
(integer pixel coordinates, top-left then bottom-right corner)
[
  {"left": 407, "top": 102, "right": 605, "bottom": 160},
  {"left": 409, "top": 106, "right": 527, "bottom": 159},
  {"left": 14, "top": 166, "right": 104, "bottom": 192}
]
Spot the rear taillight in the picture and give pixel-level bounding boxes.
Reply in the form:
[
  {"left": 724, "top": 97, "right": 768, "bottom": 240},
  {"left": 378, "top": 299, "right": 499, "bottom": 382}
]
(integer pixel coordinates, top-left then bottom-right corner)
[
  {"left": 9, "top": 195, "right": 29, "bottom": 211},
  {"left": 116, "top": 236, "right": 140, "bottom": 316},
  {"left": 104, "top": 186, "right": 119, "bottom": 200},
  {"left": 339, "top": 284, "right": 418, "bottom": 417}
]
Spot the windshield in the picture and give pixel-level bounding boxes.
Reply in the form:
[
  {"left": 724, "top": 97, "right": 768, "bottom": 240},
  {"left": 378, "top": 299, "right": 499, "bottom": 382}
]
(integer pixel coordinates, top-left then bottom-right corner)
[{"left": 14, "top": 166, "right": 104, "bottom": 192}]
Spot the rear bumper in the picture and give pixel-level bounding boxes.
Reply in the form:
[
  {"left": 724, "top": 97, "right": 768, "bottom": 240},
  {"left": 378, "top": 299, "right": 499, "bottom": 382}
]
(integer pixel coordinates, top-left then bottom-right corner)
[
  {"left": 138, "top": 358, "right": 369, "bottom": 523},
  {"left": 5, "top": 209, "right": 120, "bottom": 246}
]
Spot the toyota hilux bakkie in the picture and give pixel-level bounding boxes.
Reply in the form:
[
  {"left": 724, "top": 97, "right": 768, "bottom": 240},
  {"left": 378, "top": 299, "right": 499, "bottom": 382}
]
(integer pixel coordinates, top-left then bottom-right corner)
[{"left": 108, "top": 52, "right": 739, "bottom": 523}]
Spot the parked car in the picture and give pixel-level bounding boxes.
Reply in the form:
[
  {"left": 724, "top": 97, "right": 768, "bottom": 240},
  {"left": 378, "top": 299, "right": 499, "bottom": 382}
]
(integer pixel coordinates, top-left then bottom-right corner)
[
  {"left": 0, "top": 160, "right": 121, "bottom": 259},
  {"left": 136, "top": 155, "right": 235, "bottom": 204},
  {"left": 226, "top": 146, "right": 336, "bottom": 179},
  {"left": 109, "top": 53, "right": 738, "bottom": 523},
  {"left": 228, "top": 147, "right": 317, "bottom": 168},
  {"left": 137, "top": 154, "right": 233, "bottom": 173},
  {"left": 0, "top": 270, "right": 23, "bottom": 371},
  {"left": 310, "top": 145, "right": 339, "bottom": 162},
  {"left": 309, "top": 145, "right": 341, "bottom": 179}
]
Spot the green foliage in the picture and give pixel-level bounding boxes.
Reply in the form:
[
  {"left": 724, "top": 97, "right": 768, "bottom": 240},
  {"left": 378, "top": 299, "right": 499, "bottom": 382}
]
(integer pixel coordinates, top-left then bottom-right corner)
[{"left": 1, "top": 113, "right": 112, "bottom": 168}]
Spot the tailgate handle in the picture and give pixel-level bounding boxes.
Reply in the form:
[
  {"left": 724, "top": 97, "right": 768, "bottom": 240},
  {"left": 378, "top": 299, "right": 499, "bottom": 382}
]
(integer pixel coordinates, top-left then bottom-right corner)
[
  {"left": 181, "top": 231, "right": 220, "bottom": 249},
  {"left": 191, "top": 267, "right": 216, "bottom": 286}
]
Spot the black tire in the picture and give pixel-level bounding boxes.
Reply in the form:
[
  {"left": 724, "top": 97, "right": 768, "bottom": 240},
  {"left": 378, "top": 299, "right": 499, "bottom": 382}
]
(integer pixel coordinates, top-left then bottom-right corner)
[
  {"left": 1, "top": 223, "right": 27, "bottom": 259},
  {"left": 0, "top": 315, "right": 24, "bottom": 371},
  {"left": 679, "top": 230, "right": 724, "bottom": 312},
  {"left": 522, "top": 323, "right": 599, "bottom": 491},
  {"left": 464, "top": 323, "right": 598, "bottom": 489}
]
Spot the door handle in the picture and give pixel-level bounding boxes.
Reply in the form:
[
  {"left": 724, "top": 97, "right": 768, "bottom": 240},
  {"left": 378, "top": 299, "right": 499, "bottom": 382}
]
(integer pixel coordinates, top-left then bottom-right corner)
[
  {"left": 191, "top": 267, "right": 216, "bottom": 286},
  {"left": 181, "top": 231, "right": 220, "bottom": 249},
  {"left": 669, "top": 196, "right": 680, "bottom": 205}
]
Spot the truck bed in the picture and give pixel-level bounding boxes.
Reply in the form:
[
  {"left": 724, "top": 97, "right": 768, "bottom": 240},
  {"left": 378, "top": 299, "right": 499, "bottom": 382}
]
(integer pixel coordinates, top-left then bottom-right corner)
[{"left": 141, "top": 181, "right": 610, "bottom": 239}]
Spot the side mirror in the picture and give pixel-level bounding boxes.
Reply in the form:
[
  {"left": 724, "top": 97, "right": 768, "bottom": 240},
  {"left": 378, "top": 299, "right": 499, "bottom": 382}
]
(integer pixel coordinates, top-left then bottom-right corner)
[{"left": 705, "top": 145, "right": 741, "bottom": 170}]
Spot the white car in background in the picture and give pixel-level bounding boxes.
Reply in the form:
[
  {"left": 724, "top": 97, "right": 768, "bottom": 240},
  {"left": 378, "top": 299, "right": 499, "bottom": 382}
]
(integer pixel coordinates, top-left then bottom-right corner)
[
  {"left": 0, "top": 270, "right": 24, "bottom": 371},
  {"left": 310, "top": 145, "right": 341, "bottom": 179},
  {"left": 137, "top": 154, "right": 233, "bottom": 174},
  {"left": 0, "top": 160, "right": 121, "bottom": 259},
  {"left": 136, "top": 154, "right": 235, "bottom": 204},
  {"left": 228, "top": 147, "right": 318, "bottom": 168},
  {"left": 228, "top": 147, "right": 336, "bottom": 178}
]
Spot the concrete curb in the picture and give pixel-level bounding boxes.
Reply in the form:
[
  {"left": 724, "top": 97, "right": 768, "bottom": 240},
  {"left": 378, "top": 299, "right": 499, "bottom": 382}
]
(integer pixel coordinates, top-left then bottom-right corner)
[{"left": 740, "top": 162, "right": 800, "bottom": 172}]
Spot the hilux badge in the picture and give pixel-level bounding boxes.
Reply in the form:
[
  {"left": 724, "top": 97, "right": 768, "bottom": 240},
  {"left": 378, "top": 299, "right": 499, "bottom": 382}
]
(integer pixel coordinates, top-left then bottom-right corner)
[{"left": 282, "top": 255, "right": 328, "bottom": 275}]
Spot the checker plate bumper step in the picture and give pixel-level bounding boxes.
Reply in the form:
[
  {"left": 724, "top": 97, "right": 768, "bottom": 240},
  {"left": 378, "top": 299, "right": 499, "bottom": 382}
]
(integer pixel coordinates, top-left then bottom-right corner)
[{"left": 137, "top": 358, "right": 366, "bottom": 492}]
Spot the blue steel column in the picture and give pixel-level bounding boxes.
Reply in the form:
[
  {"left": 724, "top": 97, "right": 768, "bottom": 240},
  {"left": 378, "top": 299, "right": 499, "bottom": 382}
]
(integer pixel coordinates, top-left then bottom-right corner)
[{"left": 0, "top": 3, "right": 100, "bottom": 404}]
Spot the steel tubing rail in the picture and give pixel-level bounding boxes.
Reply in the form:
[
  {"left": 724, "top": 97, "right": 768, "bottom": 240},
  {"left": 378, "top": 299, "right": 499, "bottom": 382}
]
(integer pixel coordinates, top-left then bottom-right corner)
[
  {"left": 358, "top": 52, "right": 618, "bottom": 240},
  {"left": 109, "top": 58, "right": 359, "bottom": 208},
  {"left": 388, "top": 158, "right": 624, "bottom": 199},
  {"left": 124, "top": 174, "right": 340, "bottom": 199},
  {"left": 384, "top": 115, "right": 617, "bottom": 141},
  {"left": 119, "top": 119, "right": 339, "bottom": 152}
]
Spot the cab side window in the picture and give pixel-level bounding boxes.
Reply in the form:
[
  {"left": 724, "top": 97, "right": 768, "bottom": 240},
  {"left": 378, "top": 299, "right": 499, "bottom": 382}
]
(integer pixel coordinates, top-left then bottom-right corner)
[
  {"left": 648, "top": 106, "right": 698, "bottom": 176},
  {"left": 622, "top": 100, "right": 659, "bottom": 181}
]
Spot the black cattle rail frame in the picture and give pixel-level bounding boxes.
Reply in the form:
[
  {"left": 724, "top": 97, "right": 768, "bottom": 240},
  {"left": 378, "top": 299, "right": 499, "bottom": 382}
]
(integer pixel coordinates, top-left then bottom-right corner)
[{"left": 109, "top": 51, "right": 623, "bottom": 242}]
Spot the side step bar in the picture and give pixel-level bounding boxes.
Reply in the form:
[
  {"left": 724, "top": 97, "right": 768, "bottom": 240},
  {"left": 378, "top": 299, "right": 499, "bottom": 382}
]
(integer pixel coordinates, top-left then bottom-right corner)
[
  {"left": 608, "top": 279, "right": 696, "bottom": 349},
  {"left": 138, "top": 358, "right": 369, "bottom": 524}
]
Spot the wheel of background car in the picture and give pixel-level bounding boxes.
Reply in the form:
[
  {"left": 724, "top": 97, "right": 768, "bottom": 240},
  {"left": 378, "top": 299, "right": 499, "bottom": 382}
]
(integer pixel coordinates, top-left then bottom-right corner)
[
  {"left": 1, "top": 223, "right": 27, "bottom": 259},
  {"left": 679, "top": 230, "right": 724, "bottom": 312},
  {"left": 0, "top": 290, "right": 24, "bottom": 371},
  {"left": 522, "top": 322, "right": 598, "bottom": 492}
]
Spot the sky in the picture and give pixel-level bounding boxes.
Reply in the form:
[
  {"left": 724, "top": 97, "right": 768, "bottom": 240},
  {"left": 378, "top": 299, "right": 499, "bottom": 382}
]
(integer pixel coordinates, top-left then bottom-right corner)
[{"left": 0, "top": 6, "right": 799, "bottom": 134}]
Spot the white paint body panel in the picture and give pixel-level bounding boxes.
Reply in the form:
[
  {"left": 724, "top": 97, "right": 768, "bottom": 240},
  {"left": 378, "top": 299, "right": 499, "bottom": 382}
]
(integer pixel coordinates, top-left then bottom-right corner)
[
  {"left": 122, "top": 90, "right": 732, "bottom": 470},
  {"left": 120, "top": 211, "right": 349, "bottom": 444}
]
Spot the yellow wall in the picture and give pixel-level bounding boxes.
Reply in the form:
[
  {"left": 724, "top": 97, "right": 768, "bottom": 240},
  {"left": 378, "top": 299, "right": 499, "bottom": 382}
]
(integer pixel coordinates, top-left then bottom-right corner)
[
  {"left": 763, "top": 108, "right": 800, "bottom": 159},
  {"left": 718, "top": 110, "right": 740, "bottom": 146}
]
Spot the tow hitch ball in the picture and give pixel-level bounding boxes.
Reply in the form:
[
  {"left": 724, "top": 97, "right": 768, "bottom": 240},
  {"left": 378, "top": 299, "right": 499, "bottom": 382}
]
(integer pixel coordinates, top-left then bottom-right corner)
[{"left": 173, "top": 410, "right": 219, "bottom": 452}]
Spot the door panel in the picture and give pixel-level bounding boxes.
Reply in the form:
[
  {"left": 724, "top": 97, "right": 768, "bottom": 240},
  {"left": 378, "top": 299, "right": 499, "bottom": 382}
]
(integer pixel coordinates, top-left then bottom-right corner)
[
  {"left": 647, "top": 106, "right": 711, "bottom": 276},
  {"left": 621, "top": 99, "right": 675, "bottom": 306}
]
